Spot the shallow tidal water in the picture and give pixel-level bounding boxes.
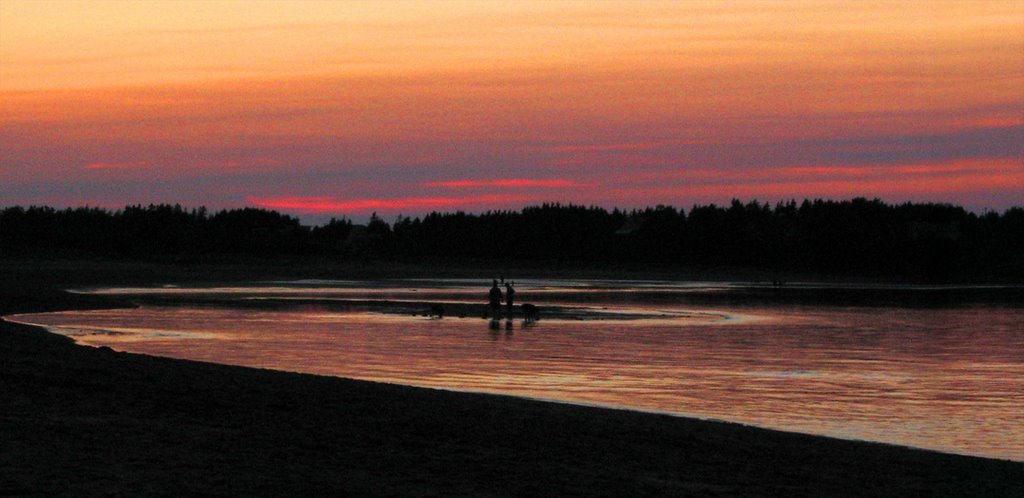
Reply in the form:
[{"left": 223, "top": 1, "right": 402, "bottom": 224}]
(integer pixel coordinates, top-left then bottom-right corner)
[{"left": 9, "top": 279, "right": 1023, "bottom": 461}]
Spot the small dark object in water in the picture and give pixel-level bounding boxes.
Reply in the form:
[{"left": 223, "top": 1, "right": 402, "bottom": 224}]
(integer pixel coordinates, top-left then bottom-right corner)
[
  {"left": 521, "top": 303, "right": 539, "bottom": 323},
  {"left": 429, "top": 304, "right": 445, "bottom": 319}
]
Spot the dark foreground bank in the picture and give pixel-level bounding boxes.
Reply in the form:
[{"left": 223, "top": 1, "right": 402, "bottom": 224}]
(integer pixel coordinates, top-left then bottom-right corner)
[{"left": 1, "top": 268, "right": 1022, "bottom": 496}]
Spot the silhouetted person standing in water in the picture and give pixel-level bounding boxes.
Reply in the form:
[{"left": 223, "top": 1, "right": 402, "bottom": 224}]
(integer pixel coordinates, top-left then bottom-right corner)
[
  {"left": 505, "top": 282, "right": 515, "bottom": 318},
  {"left": 488, "top": 280, "right": 503, "bottom": 319}
]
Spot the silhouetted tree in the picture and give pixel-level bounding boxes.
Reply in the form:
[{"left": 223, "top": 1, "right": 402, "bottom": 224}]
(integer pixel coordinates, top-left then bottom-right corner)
[{"left": 2, "top": 200, "right": 1021, "bottom": 279}]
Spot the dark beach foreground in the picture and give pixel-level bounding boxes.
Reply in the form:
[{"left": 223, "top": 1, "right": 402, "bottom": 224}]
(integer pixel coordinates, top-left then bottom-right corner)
[{"left": 1, "top": 260, "right": 1022, "bottom": 496}]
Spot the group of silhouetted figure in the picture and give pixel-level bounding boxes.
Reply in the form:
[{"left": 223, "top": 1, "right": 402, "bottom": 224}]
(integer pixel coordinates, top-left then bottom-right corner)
[
  {"left": 488, "top": 278, "right": 537, "bottom": 323},
  {"left": 425, "top": 279, "right": 538, "bottom": 324}
]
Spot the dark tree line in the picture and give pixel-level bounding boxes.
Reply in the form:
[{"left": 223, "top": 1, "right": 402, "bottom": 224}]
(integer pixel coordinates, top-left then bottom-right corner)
[
  {"left": 0, "top": 205, "right": 346, "bottom": 257},
  {"left": 2, "top": 199, "right": 1022, "bottom": 279}
]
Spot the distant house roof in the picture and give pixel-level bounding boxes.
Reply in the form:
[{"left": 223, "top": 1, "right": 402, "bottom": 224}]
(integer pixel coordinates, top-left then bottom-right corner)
[
  {"left": 908, "top": 221, "right": 961, "bottom": 240},
  {"left": 345, "top": 224, "right": 368, "bottom": 242},
  {"left": 615, "top": 218, "right": 642, "bottom": 236}
]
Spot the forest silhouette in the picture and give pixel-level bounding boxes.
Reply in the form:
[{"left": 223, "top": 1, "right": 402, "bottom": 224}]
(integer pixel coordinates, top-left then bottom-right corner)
[{"left": 1, "top": 199, "right": 1021, "bottom": 280}]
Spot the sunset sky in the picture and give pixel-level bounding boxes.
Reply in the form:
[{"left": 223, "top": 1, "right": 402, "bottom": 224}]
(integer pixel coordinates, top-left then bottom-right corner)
[{"left": 1, "top": 0, "right": 1021, "bottom": 222}]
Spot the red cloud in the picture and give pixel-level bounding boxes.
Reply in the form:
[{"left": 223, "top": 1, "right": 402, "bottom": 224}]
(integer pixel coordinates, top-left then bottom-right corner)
[
  {"left": 84, "top": 160, "right": 148, "bottom": 170},
  {"left": 539, "top": 143, "right": 657, "bottom": 153},
  {"left": 423, "top": 179, "right": 594, "bottom": 188},
  {"left": 248, "top": 194, "right": 530, "bottom": 213},
  {"left": 601, "top": 158, "right": 1024, "bottom": 201},
  {"left": 602, "top": 158, "right": 1021, "bottom": 185}
]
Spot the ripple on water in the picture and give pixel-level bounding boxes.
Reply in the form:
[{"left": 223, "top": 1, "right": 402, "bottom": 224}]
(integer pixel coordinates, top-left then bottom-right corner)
[{"left": 7, "top": 281, "right": 1024, "bottom": 461}]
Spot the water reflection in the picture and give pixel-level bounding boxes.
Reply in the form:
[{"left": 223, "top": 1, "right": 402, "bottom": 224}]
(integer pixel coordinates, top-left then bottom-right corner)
[{"left": 10, "top": 281, "right": 1024, "bottom": 461}]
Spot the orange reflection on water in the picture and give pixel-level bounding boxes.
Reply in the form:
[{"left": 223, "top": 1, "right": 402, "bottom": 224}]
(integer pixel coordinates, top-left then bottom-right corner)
[{"left": 11, "top": 304, "right": 1023, "bottom": 461}]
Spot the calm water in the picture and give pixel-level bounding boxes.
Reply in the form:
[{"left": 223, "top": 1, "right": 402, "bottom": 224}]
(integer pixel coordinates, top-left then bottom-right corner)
[{"left": 9, "top": 279, "right": 1023, "bottom": 461}]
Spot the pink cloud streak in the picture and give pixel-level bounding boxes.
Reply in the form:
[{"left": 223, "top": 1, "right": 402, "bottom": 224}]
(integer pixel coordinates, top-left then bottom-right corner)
[
  {"left": 423, "top": 179, "right": 595, "bottom": 188},
  {"left": 84, "top": 160, "right": 148, "bottom": 170},
  {"left": 606, "top": 158, "right": 1021, "bottom": 185},
  {"left": 248, "top": 194, "right": 530, "bottom": 214}
]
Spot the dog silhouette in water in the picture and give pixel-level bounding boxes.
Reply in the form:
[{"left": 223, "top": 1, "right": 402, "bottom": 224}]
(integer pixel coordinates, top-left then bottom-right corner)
[
  {"left": 428, "top": 304, "right": 445, "bottom": 319},
  {"left": 521, "top": 303, "right": 539, "bottom": 323}
]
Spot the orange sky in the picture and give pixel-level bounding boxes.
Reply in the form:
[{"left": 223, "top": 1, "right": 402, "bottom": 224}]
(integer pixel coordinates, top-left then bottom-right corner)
[{"left": 1, "top": 0, "right": 1021, "bottom": 219}]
